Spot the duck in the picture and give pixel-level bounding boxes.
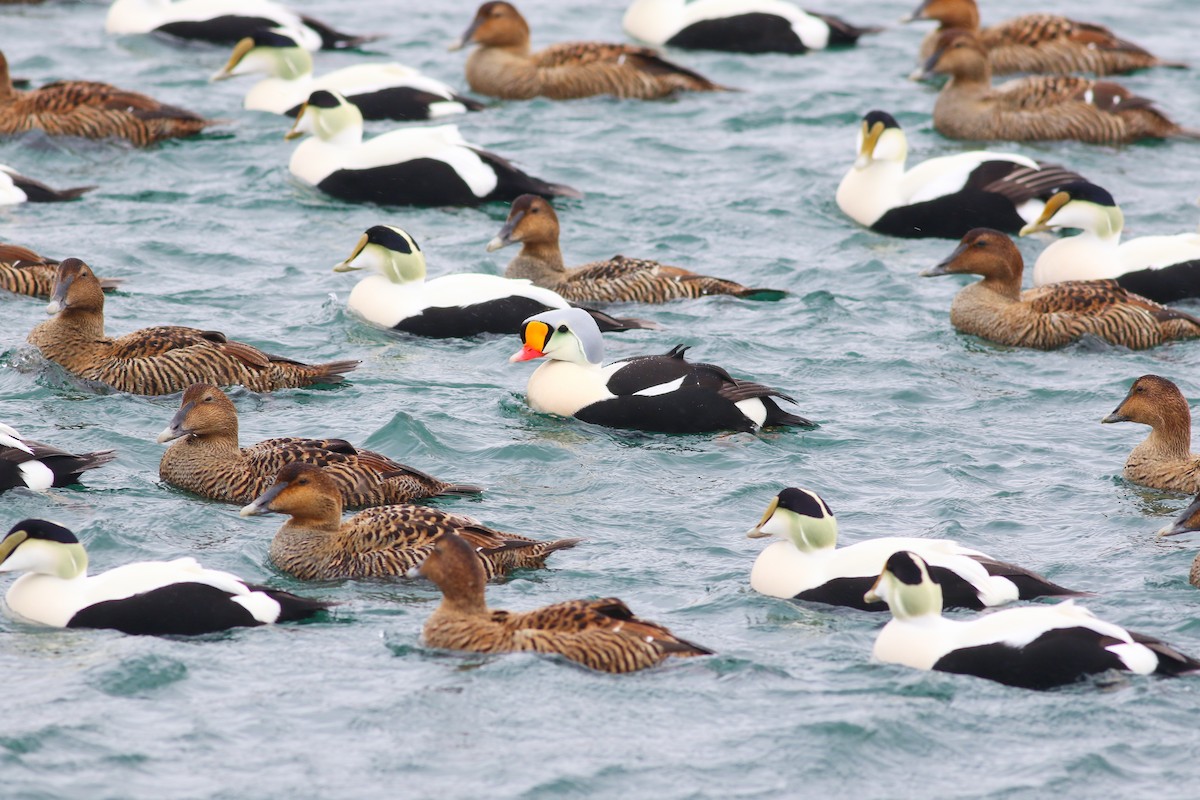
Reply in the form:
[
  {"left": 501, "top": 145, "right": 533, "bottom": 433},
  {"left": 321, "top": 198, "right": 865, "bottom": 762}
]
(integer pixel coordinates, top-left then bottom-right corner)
[
  {"left": 26, "top": 258, "right": 358, "bottom": 395},
  {"left": 836, "top": 110, "right": 1084, "bottom": 239},
  {"left": 867, "top": 551, "right": 1200, "bottom": 689},
  {"left": 0, "top": 518, "right": 329, "bottom": 635},
  {"left": 239, "top": 463, "right": 578, "bottom": 581},
  {"left": 158, "top": 382, "right": 480, "bottom": 507},
  {"left": 1155, "top": 496, "right": 1200, "bottom": 588},
  {"left": 2, "top": 423, "right": 115, "bottom": 493},
  {"left": 622, "top": 0, "right": 878, "bottom": 54},
  {"left": 0, "top": 50, "right": 214, "bottom": 147},
  {"left": 415, "top": 531, "right": 712, "bottom": 673},
  {"left": 1101, "top": 375, "right": 1200, "bottom": 494},
  {"left": 1, "top": 164, "right": 93, "bottom": 205},
  {"left": 920, "top": 31, "right": 1197, "bottom": 146},
  {"left": 286, "top": 90, "right": 579, "bottom": 207},
  {"left": 1018, "top": 182, "right": 1200, "bottom": 305},
  {"left": 212, "top": 29, "right": 482, "bottom": 120},
  {"left": 488, "top": 194, "right": 784, "bottom": 303},
  {"left": 746, "top": 487, "right": 1081, "bottom": 611},
  {"left": 920, "top": 228, "right": 1200, "bottom": 350},
  {"left": 510, "top": 308, "right": 814, "bottom": 433},
  {"left": 105, "top": 0, "right": 372, "bottom": 51},
  {"left": 334, "top": 225, "right": 654, "bottom": 337},
  {"left": 904, "top": 0, "right": 1184, "bottom": 76},
  {"left": 1, "top": 244, "right": 121, "bottom": 299},
  {"left": 451, "top": 1, "right": 729, "bottom": 100}
]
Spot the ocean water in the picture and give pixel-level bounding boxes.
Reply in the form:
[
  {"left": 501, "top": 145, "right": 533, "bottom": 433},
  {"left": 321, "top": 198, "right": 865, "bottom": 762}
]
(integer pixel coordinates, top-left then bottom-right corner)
[{"left": 3, "top": 0, "right": 1200, "bottom": 797}]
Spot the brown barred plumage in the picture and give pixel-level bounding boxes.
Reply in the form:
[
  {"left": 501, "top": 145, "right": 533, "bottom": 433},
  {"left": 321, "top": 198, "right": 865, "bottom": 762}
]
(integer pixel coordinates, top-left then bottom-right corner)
[
  {"left": 240, "top": 463, "right": 575, "bottom": 581},
  {"left": 26, "top": 259, "right": 357, "bottom": 395},
  {"left": 923, "top": 229, "right": 1200, "bottom": 350},
  {"left": 0, "top": 244, "right": 119, "bottom": 298},
  {"left": 455, "top": 2, "right": 728, "bottom": 100},
  {"left": 1101, "top": 375, "right": 1200, "bottom": 493},
  {"left": 418, "top": 532, "right": 712, "bottom": 673}
]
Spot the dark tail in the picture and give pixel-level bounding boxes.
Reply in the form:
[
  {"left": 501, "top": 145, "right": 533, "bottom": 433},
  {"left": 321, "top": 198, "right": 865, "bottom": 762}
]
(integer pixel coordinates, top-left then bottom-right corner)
[
  {"left": 579, "top": 306, "right": 661, "bottom": 332},
  {"left": 454, "top": 94, "right": 487, "bottom": 112},
  {"left": 765, "top": 400, "right": 817, "bottom": 429},
  {"left": 43, "top": 448, "right": 116, "bottom": 487},
  {"left": 658, "top": 636, "right": 716, "bottom": 657},
  {"left": 1130, "top": 631, "right": 1200, "bottom": 677},
  {"left": 300, "top": 15, "right": 381, "bottom": 50},
  {"left": 735, "top": 288, "right": 787, "bottom": 301},
  {"left": 259, "top": 587, "right": 336, "bottom": 622},
  {"left": 809, "top": 13, "right": 886, "bottom": 46},
  {"left": 310, "top": 359, "right": 360, "bottom": 385}
]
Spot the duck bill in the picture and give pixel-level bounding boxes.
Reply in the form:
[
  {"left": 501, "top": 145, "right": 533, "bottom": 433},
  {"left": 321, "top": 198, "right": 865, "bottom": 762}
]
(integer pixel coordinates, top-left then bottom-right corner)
[
  {"left": 1101, "top": 397, "right": 1130, "bottom": 424},
  {"left": 854, "top": 122, "right": 884, "bottom": 169},
  {"left": 240, "top": 482, "right": 288, "bottom": 517},
  {"left": 284, "top": 106, "right": 308, "bottom": 140},
  {"left": 486, "top": 212, "right": 523, "bottom": 252},
  {"left": 920, "top": 240, "right": 969, "bottom": 277},
  {"left": 211, "top": 37, "right": 252, "bottom": 82},
  {"left": 863, "top": 573, "right": 885, "bottom": 604},
  {"left": 509, "top": 344, "right": 545, "bottom": 363},
  {"left": 334, "top": 235, "right": 368, "bottom": 272},
  {"left": 449, "top": 15, "right": 482, "bottom": 51},
  {"left": 156, "top": 402, "right": 195, "bottom": 443},
  {"left": 45, "top": 271, "right": 75, "bottom": 315},
  {"left": 900, "top": 0, "right": 930, "bottom": 23},
  {"left": 1158, "top": 498, "right": 1200, "bottom": 538},
  {"left": 1018, "top": 191, "right": 1069, "bottom": 237},
  {"left": 0, "top": 529, "right": 29, "bottom": 565},
  {"left": 746, "top": 496, "right": 779, "bottom": 539}
]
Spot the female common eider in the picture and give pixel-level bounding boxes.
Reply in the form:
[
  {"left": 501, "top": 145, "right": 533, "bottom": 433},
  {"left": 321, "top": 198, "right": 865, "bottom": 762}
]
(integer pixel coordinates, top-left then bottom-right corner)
[
  {"left": 1156, "top": 496, "right": 1200, "bottom": 588},
  {"left": 2, "top": 423, "right": 114, "bottom": 493},
  {"left": 240, "top": 463, "right": 578, "bottom": 581},
  {"left": 1, "top": 244, "right": 120, "bottom": 299},
  {"left": 747, "top": 488, "right": 1081, "bottom": 610},
  {"left": 622, "top": 0, "right": 878, "bottom": 54},
  {"left": 286, "top": 90, "right": 579, "bottom": 206},
  {"left": 451, "top": 1, "right": 729, "bottom": 100},
  {"left": 510, "top": 308, "right": 814, "bottom": 433},
  {"left": 920, "top": 32, "right": 1197, "bottom": 145},
  {"left": 836, "top": 110, "right": 1083, "bottom": 239},
  {"left": 0, "top": 519, "right": 330, "bottom": 635},
  {"left": 1019, "top": 183, "right": 1200, "bottom": 304},
  {"left": 489, "top": 194, "right": 784, "bottom": 303},
  {"left": 1101, "top": 375, "right": 1200, "bottom": 494},
  {"left": 868, "top": 551, "right": 1200, "bottom": 689},
  {"left": 212, "top": 30, "right": 483, "bottom": 120},
  {"left": 158, "top": 383, "right": 480, "bottom": 507},
  {"left": 417, "top": 531, "right": 712, "bottom": 673},
  {"left": 921, "top": 229, "right": 1200, "bottom": 350},
  {"left": 904, "top": 0, "right": 1184, "bottom": 76},
  {"left": 334, "top": 225, "right": 653, "bottom": 337},
  {"left": 26, "top": 258, "right": 358, "bottom": 395},
  {"left": 1, "top": 164, "right": 93, "bottom": 205}
]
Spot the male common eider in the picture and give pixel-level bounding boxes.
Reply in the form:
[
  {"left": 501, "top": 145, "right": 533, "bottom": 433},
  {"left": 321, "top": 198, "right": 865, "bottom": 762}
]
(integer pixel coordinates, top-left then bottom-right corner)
[
  {"left": 1101, "top": 375, "right": 1200, "bottom": 494},
  {"left": 0, "top": 519, "right": 330, "bottom": 635},
  {"left": 416, "top": 531, "right": 712, "bottom": 673},
  {"left": 1156, "top": 496, "right": 1200, "bottom": 589},
  {"left": 836, "top": 110, "right": 1083, "bottom": 239},
  {"left": 0, "top": 164, "right": 94, "bottom": 205},
  {"left": 286, "top": 90, "right": 579, "bottom": 206},
  {"left": 1, "top": 423, "right": 115, "bottom": 493},
  {"left": 509, "top": 308, "right": 814, "bottom": 433},
  {"left": 868, "top": 551, "right": 1200, "bottom": 689}
]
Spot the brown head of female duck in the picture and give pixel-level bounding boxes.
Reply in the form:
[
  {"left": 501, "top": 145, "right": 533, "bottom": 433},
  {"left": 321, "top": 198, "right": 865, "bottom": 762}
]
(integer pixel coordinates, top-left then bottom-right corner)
[
  {"left": 921, "top": 229, "right": 1200, "bottom": 350},
  {"left": 158, "top": 383, "right": 480, "bottom": 507},
  {"left": 487, "top": 194, "right": 783, "bottom": 304},
  {"left": 240, "top": 463, "right": 577, "bottom": 581},
  {"left": 1103, "top": 375, "right": 1200, "bottom": 493},
  {"left": 26, "top": 259, "right": 357, "bottom": 395}
]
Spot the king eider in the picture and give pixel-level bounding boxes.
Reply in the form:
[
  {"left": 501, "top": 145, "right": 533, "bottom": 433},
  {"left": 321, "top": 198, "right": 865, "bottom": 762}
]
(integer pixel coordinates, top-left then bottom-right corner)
[
  {"left": 1101, "top": 375, "right": 1200, "bottom": 494},
  {"left": 1, "top": 423, "right": 115, "bottom": 493},
  {"left": 623, "top": 0, "right": 879, "bottom": 54},
  {"left": 746, "top": 488, "right": 1081, "bottom": 610},
  {"left": 416, "top": 531, "right": 712, "bottom": 673},
  {"left": 836, "top": 111, "right": 1084, "bottom": 239},
  {"left": 334, "top": 225, "right": 654, "bottom": 338},
  {"left": 0, "top": 164, "right": 94, "bottom": 205},
  {"left": 0, "top": 519, "right": 330, "bottom": 635},
  {"left": 285, "top": 90, "right": 579, "bottom": 206},
  {"left": 867, "top": 551, "right": 1200, "bottom": 689},
  {"left": 1019, "top": 183, "right": 1200, "bottom": 305},
  {"left": 212, "top": 29, "right": 483, "bottom": 120},
  {"left": 510, "top": 308, "right": 815, "bottom": 434}
]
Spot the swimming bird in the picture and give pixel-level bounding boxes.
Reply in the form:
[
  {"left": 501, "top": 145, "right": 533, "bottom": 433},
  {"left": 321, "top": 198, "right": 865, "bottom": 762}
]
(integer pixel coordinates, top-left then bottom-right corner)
[
  {"left": 1155, "top": 496, "right": 1200, "bottom": 588},
  {"left": 488, "top": 194, "right": 784, "bottom": 303},
  {"left": 334, "top": 225, "right": 654, "bottom": 337},
  {"left": 212, "top": 29, "right": 483, "bottom": 120},
  {"left": 921, "top": 229, "right": 1200, "bottom": 350},
  {"left": 747, "top": 487, "right": 1081, "bottom": 610},
  {"left": 0, "top": 50, "right": 214, "bottom": 147},
  {"left": 0, "top": 518, "right": 329, "bottom": 635},
  {"left": 105, "top": 0, "right": 372, "bottom": 51},
  {"left": 1019, "top": 183, "right": 1200, "bottom": 304},
  {"left": 1101, "top": 375, "right": 1200, "bottom": 494},
  {"left": 904, "top": 0, "right": 1184, "bottom": 76},
  {"left": 1, "top": 423, "right": 115, "bottom": 493},
  {"left": 920, "top": 31, "right": 1196, "bottom": 145},
  {"left": 26, "top": 258, "right": 357, "bottom": 395},
  {"left": 837, "top": 110, "right": 1084, "bottom": 239},
  {"left": 416, "top": 531, "right": 712, "bottom": 673},
  {"left": 510, "top": 308, "right": 813, "bottom": 433},
  {"left": 1, "top": 244, "right": 121, "bottom": 299},
  {"left": 867, "top": 550, "right": 1200, "bottom": 689},
  {"left": 286, "top": 90, "right": 578, "bottom": 206},
  {"left": 450, "top": 1, "right": 729, "bottom": 100},
  {"left": 0, "top": 164, "right": 93, "bottom": 205},
  {"left": 158, "top": 383, "right": 480, "bottom": 507},
  {"left": 622, "top": 0, "right": 878, "bottom": 54},
  {"left": 239, "top": 463, "right": 577, "bottom": 581}
]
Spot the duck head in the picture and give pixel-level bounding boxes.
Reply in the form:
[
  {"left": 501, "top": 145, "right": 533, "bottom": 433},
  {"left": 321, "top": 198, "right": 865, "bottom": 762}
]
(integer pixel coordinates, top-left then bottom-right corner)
[
  {"left": 864, "top": 550, "right": 944, "bottom": 619},
  {"left": 211, "top": 29, "right": 312, "bottom": 82},
  {"left": 746, "top": 488, "right": 839, "bottom": 551},
  {"left": 0, "top": 519, "right": 88, "bottom": 580},
  {"left": 1102, "top": 375, "right": 1190, "bottom": 429},
  {"left": 1019, "top": 182, "right": 1124, "bottom": 240},
  {"left": 510, "top": 308, "right": 604, "bottom": 366},
  {"left": 1158, "top": 493, "right": 1200, "bottom": 538},
  {"left": 450, "top": 2, "right": 531, "bottom": 51},
  {"left": 921, "top": 228, "right": 1024, "bottom": 292},
  {"left": 919, "top": 30, "right": 988, "bottom": 82},
  {"left": 285, "top": 90, "right": 363, "bottom": 146},
  {"left": 240, "top": 462, "right": 343, "bottom": 525},
  {"left": 157, "top": 383, "right": 239, "bottom": 444},
  {"left": 487, "top": 194, "right": 560, "bottom": 253},
  {"left": 852, "top": 110, "right": 906, "bottom": 171},
  {"left": 414, "top": 531, "right": 488, "bottom": 613},
  {"left": 901, "top": 0, "right": 979, "bottom": 31},
  {"left": 334, "top": 225, "right": 427, "bottom": 285},
  {"left": 46, "top": 258, "right": 104, "bottom": 316}
]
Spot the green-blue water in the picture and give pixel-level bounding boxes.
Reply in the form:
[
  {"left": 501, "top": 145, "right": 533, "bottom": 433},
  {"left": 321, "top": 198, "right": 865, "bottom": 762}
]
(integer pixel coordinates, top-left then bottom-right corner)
[{"left": 4, "top": 1, "right": 1200, "bottom": 797}]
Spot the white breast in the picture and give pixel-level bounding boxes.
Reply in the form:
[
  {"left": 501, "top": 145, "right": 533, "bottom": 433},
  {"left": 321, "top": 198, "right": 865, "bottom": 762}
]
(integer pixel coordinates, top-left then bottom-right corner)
[{"left": 525, "top": 360, "right": 612, "bottom": 417}]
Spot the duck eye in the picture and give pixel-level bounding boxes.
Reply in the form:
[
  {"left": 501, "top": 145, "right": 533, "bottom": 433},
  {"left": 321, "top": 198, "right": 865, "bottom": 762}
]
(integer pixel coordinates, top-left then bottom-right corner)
[
  {"left": 531, "top": 207, "right": 540, "bottom": 214},
  {"left": 974, "top": 240, "right": 986, "bottom": 247},
  {"left": 203, "top": 396, "right": 213, "bottom": 403},
  {"left": 557, "top": 324, "right": 568, "bottom": 333}
]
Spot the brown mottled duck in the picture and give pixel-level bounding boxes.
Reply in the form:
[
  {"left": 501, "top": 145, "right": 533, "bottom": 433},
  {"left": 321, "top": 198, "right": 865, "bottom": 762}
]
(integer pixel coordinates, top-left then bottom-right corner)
[{"left": 1102, "top": 375, "right": 1200, "bottom": 494}]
